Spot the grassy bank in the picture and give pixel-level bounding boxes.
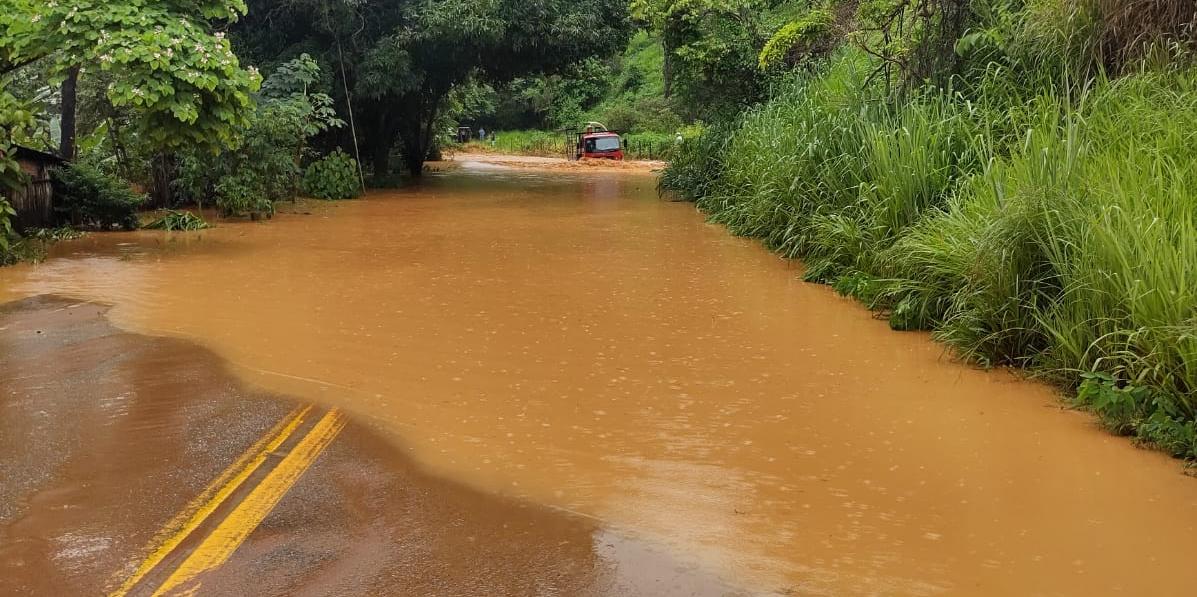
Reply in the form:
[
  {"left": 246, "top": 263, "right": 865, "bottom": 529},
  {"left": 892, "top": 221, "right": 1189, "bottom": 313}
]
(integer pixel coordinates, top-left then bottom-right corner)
[
  {"left": 458, "top": 129, "right": 677, "bottom": 161},
  {"left": 662, "top": 56, "right": 1197, "bottom": 460}
]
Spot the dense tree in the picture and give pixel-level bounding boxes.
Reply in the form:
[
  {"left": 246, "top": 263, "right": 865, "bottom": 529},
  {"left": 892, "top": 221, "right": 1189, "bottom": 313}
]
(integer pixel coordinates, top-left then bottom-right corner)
[
  {"left": 0, "top": 89, "right": 35, "bottom": 192},
  {"left": 174, "top": 54, "right": 345, "bottom": 216},
  {"left": 629, "top": 0, "right": 809, "bottom": 120},
  {"left": 0, "top": 0, "right": 261, "bottom": 192},
  {"left": 235, "top": 0, "right": 631, "bottom": 176},
  {"left": 629, "top": 0, "right": 675, "bottom": 98}
]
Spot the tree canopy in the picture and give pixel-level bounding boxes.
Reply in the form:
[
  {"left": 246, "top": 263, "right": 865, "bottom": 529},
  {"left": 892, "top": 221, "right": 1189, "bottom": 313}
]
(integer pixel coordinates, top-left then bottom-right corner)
[
  {"left": 234, "top": 0, "right": 632, "bottom": 175},
  {"left": 0, "top": 0, "right": 261, "bottom": 190}
]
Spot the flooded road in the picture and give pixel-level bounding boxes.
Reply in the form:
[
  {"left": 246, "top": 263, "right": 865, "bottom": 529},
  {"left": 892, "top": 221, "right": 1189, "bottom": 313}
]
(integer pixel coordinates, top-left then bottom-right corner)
[
  {"left": 1, "top": 297, "right": 718, "bottom": 596},
  {"left": 2, "top": 161, "right": 1197, "bottom": 595}
]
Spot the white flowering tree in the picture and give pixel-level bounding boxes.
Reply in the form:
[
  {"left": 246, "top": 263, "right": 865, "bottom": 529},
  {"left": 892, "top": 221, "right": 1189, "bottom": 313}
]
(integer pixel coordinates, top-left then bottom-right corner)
[{"left": 0, "top": 0, "right": 261, "bottom": 191}]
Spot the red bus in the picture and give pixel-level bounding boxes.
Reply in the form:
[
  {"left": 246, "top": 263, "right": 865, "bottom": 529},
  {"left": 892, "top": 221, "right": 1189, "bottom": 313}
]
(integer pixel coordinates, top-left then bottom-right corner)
[{"left": 569, "top": 122, "right": 624, "bottom": 161}]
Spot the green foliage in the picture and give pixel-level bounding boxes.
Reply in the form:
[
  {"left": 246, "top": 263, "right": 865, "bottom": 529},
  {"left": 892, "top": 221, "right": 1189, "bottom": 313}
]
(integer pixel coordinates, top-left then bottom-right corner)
[
  {"left": 662, "top": 37, "right": 1197, "bottom": 460},
  {"left": 52, "top": 163, "right": 145, "bottom": 230},
  {"left": 0, "top": 0, "right": 261, "bottom": 214},
  {"left": 302, "top": 150, "right": 361, "bottom": 200},
  {"left": 758, "top": 10, "right": 834, "bottom": 70},
  {"left": 0, "top": 85, "right": 28, "bottom": 250},
  {"left": 481, "top": 31, "right": 686, "bottom": 135},
  {"left": 623, "top": 131, "right": 678, "bottom": 160},
  {"left": 667, "top": 0, "right": 772, "bottom": 119},
  {"left": 1076, "top": 372, "right": 1150, "bottom": 435},
  {"left": 0, "top": 195, "right": 16, "bottom": 255},
  {"left": 214, "top": 168, "right": 270, "bottom": 217},
  {"left": 144, "top": 210, "right": 209, "bottom": 231},
  {"left": 236, "top": 0, "right": 632, "bottom": 175},
  {"left": 602, "top": 96, "right": 683, "bottom": 134},
  {"left": 1, "top": 225, "right": 85, "bottom": 265},
  {"left": 443, "top": 81, "right": 499, "bottom": 129},
  {"left": 458, "top": 130, "right": 565, "bottom": 157},
  {"left": 851, "top": 0, "right": 972, "bottom": 87},
  {"left": 0, "top": 143, "right": 25, "bottom": 193},
  {"left": 527, "top": 59, "right": 616, "bottom": 129},
  {"left": 0, "top": 91, "right": 35, "bottom": 193},
  {"left": 831, "top": 269, "right": 882, "bottom": 303},
  {"left": 259, "top": 54, "right": 344, "bottom": 137},
  {"left": 883, "top": 72, "right": 1197, "bottom": 394},
  {"left": 1077, "top": 373, "right": 1197, "bottom": 459},
  {"left": 175, "top": 55, "right": 345, "bottom": 216},
  {"left": 658, "top": 120, "right": 733, "bottom": 200},
  {"left": 591, "top": 32, "right": 682, "bottom": 133},
  {"left": 670, "top": 51, "right": 980, "bottom": 269},
  {"left": 1, "top": 0, "right": 261, "bottom": 155},
  {"left": 1140, "top": 407, "right": 1197, "bottom": 460}
]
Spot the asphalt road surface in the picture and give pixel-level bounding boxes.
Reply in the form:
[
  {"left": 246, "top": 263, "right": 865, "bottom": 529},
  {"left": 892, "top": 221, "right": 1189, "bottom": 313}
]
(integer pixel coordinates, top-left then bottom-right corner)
[{"left": 0, "top": 296, "right": 733, "bottom": 596}]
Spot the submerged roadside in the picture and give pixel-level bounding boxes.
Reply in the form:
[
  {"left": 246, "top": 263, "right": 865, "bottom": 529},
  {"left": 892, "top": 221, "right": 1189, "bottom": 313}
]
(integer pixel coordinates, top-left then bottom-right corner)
[
  {"left": 3, "top": 165, "right": 1197, "bottom": 594},
  {"left": 0, "top": 296, "right": 734, "bottom": 596},
  {"left": 662, "top": 63, "right": 1197, "bottom": 464}
]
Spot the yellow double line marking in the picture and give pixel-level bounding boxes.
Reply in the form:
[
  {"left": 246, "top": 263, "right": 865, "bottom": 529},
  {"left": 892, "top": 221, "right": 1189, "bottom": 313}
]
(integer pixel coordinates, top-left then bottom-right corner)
[{"left": 109, "top": 406, "right": 346, "bottom": 596}]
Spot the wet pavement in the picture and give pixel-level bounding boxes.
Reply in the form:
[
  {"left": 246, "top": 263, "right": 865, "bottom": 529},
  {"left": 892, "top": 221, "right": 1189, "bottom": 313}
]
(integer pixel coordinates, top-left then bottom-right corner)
[
  {"left": 1, "top": 160, "right": 1197, "bottom": 595},
  {"left": 0, "top": 296, "right": 731, "bottom": 596}
]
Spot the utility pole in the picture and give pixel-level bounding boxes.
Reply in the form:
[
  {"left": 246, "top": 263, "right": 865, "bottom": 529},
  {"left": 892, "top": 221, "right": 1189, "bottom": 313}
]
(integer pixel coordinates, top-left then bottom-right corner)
[{"left": 336, "top": 38, "right": 367, "bottom": 193}]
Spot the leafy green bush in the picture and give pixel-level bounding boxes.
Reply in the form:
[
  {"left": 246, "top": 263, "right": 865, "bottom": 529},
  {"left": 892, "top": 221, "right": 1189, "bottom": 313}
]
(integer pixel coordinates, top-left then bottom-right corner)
[
  {"left": 1077, "top": 373, "right": 1197, "bottom": 459},
  {"left": 174, "top": 54, "right": 345, "bottom": 215},
  {"left": 602, "top": 96, "right": 682, "bottom": 134},
  {"left": 144, "top": 210, "right": 209, "bottom": 231},
  {"left": 757, "top": 10, "right": 834, "bottom": 70},
  {"left": 657, "top": 121, "right": 734, "bottom": 201},
  {"left": 52, "top": 163, "right": 145, "bottom": 230},
  {"left": 1, "top": 143, "right": 27, "bottom": 194},
  {"left": 3, "top": 90, "right": 39, "bottom": 192},
  {"left": 215, "top": 170, "right": 273, "bottom": 218},
  {"left": 302, "top": 150, "right": 361, "bottom": 200},
  {"left": 0, "top": 196, "right": 17, "bottom": 259}
]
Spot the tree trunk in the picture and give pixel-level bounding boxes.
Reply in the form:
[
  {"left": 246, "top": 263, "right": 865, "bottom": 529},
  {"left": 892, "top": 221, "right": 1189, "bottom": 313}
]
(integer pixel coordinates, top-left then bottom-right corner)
[
  {"left": 370, "top": 138, "right": 391, "bottom": 178},
  {"left": 403, "top": 150, "right": 424, "bottom": 178},
  {"left": 662, "top": 38, "right": 673, "bottom": 99},
  {"left": 365, "top": 107, "right": 398, "bottom": 180},
  {"left": 107, "top": 117, "right": 132, "bottom": 181},
  {"left": 59, "top": 65, "right": 80, "bottom": 160},
  {"left": 400, "top": 127, "right": 427, "bottom": 178},
  {"left": 150, "top": 153, "right": 175, "bottom": 208},
  {"left": 398, "top": 97, "right": 439, "bottom": 178}
]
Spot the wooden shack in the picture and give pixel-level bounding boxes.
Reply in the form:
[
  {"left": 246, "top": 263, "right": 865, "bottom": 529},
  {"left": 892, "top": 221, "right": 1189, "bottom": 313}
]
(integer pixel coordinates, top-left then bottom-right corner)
[{"left": 3, "top": 146, "right": 64, "bottom": 231}]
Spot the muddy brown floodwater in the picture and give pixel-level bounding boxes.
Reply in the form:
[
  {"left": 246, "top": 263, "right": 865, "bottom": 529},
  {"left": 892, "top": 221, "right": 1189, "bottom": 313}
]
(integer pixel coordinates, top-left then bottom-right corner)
[{"left": 2, "top": 160, "right": 1196, "bottom": 595}]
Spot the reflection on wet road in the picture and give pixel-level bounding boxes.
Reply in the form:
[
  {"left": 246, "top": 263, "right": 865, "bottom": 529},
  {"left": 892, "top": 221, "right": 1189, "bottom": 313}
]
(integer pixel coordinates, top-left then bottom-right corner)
[{"left": 2, "top": 161, "right": 1197, "bottom": 595}]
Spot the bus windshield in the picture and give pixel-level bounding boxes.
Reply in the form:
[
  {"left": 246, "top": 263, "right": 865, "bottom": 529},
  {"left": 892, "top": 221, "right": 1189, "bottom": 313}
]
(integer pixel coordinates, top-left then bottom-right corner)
[{"left": 593, "top": 137, "right": 620, "bottom": 152}]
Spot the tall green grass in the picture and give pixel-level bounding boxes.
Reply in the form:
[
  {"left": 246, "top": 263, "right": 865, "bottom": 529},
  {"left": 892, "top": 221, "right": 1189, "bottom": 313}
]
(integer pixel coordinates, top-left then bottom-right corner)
[
  {"left": 663, "top": 60, "right": 1197, "bottom": 459},
  {"left": 689, "top": 56, "right": 985, "bottom": 274},
  {"left": 459, "top": 130, "right": 566, "bottom": 157}
]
